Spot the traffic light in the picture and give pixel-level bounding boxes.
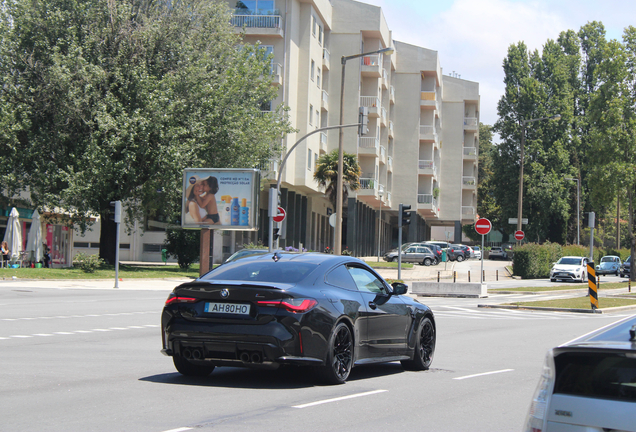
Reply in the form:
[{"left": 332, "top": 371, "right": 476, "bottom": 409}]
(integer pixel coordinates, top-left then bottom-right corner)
[
  {"left": 272, "top": 228, "right": 280, "bottom": 241},
  {"left": 358, "top": 106, "right": 369, "bottom": 136},
  {"left": 109, "top": 200, "right": 121, "bottom": 223},
  {"left": 399, "top": 203, "right": 412, "bottom": 227}
]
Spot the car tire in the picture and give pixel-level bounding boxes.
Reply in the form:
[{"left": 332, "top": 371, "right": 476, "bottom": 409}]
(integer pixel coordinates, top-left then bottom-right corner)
[
  {"left": 423, "top": 258, "right": 432, "bottom": 266},
  {"left": 391, "top": 257, "right": 397, "bottom": 263},
  {"left": 401, "top": 317, "right": 435, "bottom": 371},
  {"left": 319, "top": 322, "right": 353, "bottom": 385},
  {"left": 579, "top": 272, "right": 586, "bottom": 283},
  {"left": 456, "top": 255, "right": 464, "bottom": 262},
  {"left": 173, "top": 355, "right": 215, "bottom": 377},
  {"left": 550, "top": 278, "right": 556, "bottom": 282}
]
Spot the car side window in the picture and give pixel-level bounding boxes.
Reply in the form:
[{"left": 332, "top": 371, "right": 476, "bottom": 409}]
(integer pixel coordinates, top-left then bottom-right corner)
[
  {"left": 325, "top": 264, "right": 358, "bottom": 291},
  {"left": 406, "top": 247, "right": 416, "bottom": 253},
  {"left": 346, "top": 266, "right": 386, "bottom": 294}
]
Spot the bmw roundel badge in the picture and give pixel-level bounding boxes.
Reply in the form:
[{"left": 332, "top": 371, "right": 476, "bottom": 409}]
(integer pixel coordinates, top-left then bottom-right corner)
[{"left": 220, "top": 289, "right": 229, "bottom": 298}]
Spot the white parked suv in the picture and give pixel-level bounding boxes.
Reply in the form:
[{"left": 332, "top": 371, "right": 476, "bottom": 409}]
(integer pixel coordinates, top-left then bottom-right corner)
[{"left": 525, "top": 315, "right": 636, "bottom": 431}]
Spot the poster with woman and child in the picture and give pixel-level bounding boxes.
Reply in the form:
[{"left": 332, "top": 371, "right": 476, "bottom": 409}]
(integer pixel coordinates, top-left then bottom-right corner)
[{"left": 181, "top": 168, "right": 260, "bottom": 230}]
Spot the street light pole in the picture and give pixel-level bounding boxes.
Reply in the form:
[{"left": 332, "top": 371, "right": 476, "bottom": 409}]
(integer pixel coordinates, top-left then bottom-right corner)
[
  {"left": 517, "top": 114, "right": 561, "bottom": 243},
  {"left": 564, "top": 176, "right": 580, "bottom": 245},
  {"left": 335, "top": 46, "right": 394, "bottom": 255}
]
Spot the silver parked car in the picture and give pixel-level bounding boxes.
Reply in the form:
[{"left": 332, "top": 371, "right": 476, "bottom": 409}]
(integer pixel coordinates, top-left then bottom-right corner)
[
  {"left": 525, "top": 315, "right": 636, "bottom": 432},
  {"left": 384, "top": 244, "right": 437, "bottom": 266}
]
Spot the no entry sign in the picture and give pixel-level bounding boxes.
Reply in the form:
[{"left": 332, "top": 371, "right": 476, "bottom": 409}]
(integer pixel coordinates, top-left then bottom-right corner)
[
  {"left": 475, "top": 218, "right": 492, "bottom": 235},
  {"left": 273, "top": 206, "right": 286, "bottom": 223},
  {"left": 514, "top": 230, "right": 525, "bottom": 241}
]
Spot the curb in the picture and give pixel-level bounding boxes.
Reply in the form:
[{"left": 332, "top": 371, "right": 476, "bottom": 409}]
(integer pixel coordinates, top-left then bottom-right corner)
[{"left": 478, "top": 303, "right": 636, "bottom": 314}]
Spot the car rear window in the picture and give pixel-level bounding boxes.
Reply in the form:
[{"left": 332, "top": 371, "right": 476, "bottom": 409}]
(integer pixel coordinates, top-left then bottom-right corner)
[
  {"left": 202, "top": 261, "right": 318, "bottom": 284},
  {"left": 554, "top": 351, "right": 636, "bottom": 402}
]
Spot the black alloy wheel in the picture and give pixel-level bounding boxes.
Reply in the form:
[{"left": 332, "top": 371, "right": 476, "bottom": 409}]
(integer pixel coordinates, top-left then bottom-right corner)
[
  {"left": 320, "top": 322, "right": 353, "bottom": 384},
  {"left": 173, "top": 355, "right": 215, "bottom": 377},
  {"left": 402, "top": 317, "right": 435, "bottom": 371}
]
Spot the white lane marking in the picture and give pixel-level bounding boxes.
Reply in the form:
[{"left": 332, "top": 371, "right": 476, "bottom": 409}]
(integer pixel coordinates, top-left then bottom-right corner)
[
  {"left": 1, "top": 325, "right": 158, "bottom": 341},
  {"left": 453, "top": 369, "right": 514, "bottom": 380},
  {"left": 292, "top": 390, "right": 388, "bottom": 409},
  {"left": 1, "top": 311, "right": 155, "bottom": 321},
  {"left": 161, "top": 428, "right": 193, "bottom": 432}
]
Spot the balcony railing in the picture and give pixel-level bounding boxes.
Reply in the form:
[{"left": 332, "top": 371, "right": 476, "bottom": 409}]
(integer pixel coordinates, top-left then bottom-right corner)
[
  {"left": 463, "top": 176, "right": 476, "bottom": 186},
  {"left": 418, "top": 194, "right": 437, "bottom": 207},
  {"left": 382, "top": 68, "right": 388, "bottom": 87},
  {"left": 320, "top": 132, "right": 327, "bottom": 152},
  {"left": 419, "top": 160, "right": 434, "bottom": 170},
  {"left": 388, "top": 156, "right": 393, "bottom": 169},
  {"left": 420, "top": 125, "right": 436, "bottom": 136},
  {"left": 390, "top": 85, "right": 395, "bottom": 103},
  {"left": 321, "top": 90, "right": 329, "bottom": 109},
  {"left": 360, "top": 96, "right": 380, "bottom": 109},
  {"left": 464, "top": 117, "right": 478, "bottom": 127},
  {"left": 381, "top": 107, "right": 387, "bottom": 124},
  {"left": 389, "top": 121, "right": 394, "bottom": 137},
  {"left": 323, "top": 48, "right": 330, "bottom": 67},
  {"left": 359, "top": 136, "right": 379, "bottom": 149},
  {"left": 359, "top": 178, "right": 378, "bottom": 190},
  {"left": 463, "top": 147, "right": 477, "bottom": 157},
  {"left": 361, "top": 54, "right": 382, "bottom": 66},
  {"left": 231, "top": 14, "right": 282, "bottom": 29},
  {"left": 462, "top": 206, "right": 475, "bottom": 215},
  {"left": 380, "top": 145, "right": 386, "bottom": 159}
]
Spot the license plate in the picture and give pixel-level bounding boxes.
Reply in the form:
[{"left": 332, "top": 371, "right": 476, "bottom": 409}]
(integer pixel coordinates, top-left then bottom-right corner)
[{"left": 204, "top": 302, "right": 250, "bottom": 315}]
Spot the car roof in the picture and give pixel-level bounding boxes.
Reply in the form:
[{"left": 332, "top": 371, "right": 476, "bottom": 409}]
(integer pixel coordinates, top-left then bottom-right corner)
[{"left": 559, "top": 315, "right": 636, "bottom": 351}]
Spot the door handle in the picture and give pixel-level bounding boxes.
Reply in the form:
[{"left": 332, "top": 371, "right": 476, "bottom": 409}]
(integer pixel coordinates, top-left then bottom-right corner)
[{"left": 368, "top": 301, "right": 377, "bottom": 310}]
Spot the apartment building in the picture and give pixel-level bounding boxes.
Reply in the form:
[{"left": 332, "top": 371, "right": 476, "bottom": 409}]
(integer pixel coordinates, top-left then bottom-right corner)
[
  {"left": 1, "top": 0, "right": 478, "bottom": 264},
  {"left": 233, "top": 0, "right": 480, "bottom": 257}
]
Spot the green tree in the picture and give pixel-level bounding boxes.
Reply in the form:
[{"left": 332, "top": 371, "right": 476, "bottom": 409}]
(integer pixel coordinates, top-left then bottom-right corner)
[
  {"left": 313, "top": 150, "right": 361, "bottom": 209},
  {"left": 163, "top": 228, "right": 200, "bottom": 270},
  {"left": 0, "top": 0, "right": 292, "bottom": 263},
  {"left": 587, "top": 28, "right": 636, "bottom": 280}
]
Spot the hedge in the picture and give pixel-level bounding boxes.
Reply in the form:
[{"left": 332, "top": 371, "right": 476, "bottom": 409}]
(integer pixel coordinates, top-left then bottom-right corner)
[{"left": 513, "top": 243, "right": 633, "bottom": 279}]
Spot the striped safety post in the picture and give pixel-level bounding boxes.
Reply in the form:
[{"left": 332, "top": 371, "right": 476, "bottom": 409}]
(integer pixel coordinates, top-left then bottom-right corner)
[{"left": 588, "top": 261, "right": 598, "bottom": 310}]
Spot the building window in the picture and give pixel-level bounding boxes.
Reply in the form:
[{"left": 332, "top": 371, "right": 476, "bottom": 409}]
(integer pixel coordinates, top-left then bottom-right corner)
[
  {"left": 236, "top": 1, "right": 275, "bottom": 14},
  {"left": 143, "top": 244, "right": 162, "bottom": 253},
  {"left": 311, "top": 60, "right": 315, "bottom": 81},
  {"left": 309, "top": 105, "right": 313, "bottom": 125},
  {"left": 316, "top": 110, "right": 320, "bottom": 129},
  {"left": 315, "top": 153, "right": 318, "bottom": 168},
  {"left": 317, "top": 67, "right": 321, "bottom": 88},
  {"left": 308, "top": 150, "right": 312, "bottom": 170},
  {"left": 312, "top": 16, "right": 316, "bottom": 36},
  {"left": 318, "top": 25, "right": 323, "bottom": 45}
]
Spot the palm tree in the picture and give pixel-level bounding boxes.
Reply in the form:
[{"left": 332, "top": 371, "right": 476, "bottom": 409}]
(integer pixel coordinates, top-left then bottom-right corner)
[{"left": 313, "top": 150, "right": 361, "bottom": 209}]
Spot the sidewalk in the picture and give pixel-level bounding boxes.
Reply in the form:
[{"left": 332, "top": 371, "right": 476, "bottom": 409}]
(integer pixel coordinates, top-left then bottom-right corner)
[
  {"left": 359, "top": 256, "right": 457, "bottom": 281},
  {"left": 0, "top": 277, "right": 190, "bottom": 291}
]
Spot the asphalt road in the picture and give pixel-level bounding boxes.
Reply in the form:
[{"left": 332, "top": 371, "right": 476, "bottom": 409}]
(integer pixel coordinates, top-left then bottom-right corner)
[{"left": 1, "top": 281, "right": 633, "bottom": 432}]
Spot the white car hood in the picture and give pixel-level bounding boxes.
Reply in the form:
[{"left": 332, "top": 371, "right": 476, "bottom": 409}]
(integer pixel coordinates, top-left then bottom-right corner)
[{"left": 552, "top": 264, "right": 584, "bottom": 272}]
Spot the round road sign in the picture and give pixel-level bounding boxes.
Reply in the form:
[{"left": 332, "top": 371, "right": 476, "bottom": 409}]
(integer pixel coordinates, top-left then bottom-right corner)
[
  {"left": 273, "top": 206, "right": 286, "bottom": 223},
  {"left": 475, "top": 218, "right": 492, "bottom": 235},
  {"left": 514, "top": 230, "right": 525, "bottom": 241}
]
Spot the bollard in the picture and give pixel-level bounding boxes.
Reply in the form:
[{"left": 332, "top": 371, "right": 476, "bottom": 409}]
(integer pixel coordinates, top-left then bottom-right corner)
[
  {"left": 437, "top": 271, "right": 440, "bottom": 283},
  {"left": 496, "top": 270, "right": 498, "bottom": 281},
  {"left": 468, "top": 271, "right": 471, "bottom": 283},
  {"left": 483, "top": 270, "right": 485, "bottom": 282},
  {"left": 629, "top": 278, "right": 631, "bottom": 293},
  {"left": 453, "top": 271, "right": 456, "bottom": 283}
]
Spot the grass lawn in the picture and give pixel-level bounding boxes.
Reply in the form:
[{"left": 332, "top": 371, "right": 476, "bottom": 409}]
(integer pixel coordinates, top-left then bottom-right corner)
[
  {"left": 491, "top": 282, "right": 631, "bottom": 292},
  {"left": 505, "top": 296, "right": 636, "bottom": 309},
  {"left": 364, "top": 261, "right": 414, "bottom": 269},
  {"left": 0, "top": 264, "right": 200, "bottom": 280}
]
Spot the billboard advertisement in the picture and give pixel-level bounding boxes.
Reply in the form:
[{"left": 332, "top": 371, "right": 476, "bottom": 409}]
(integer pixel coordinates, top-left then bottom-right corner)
[{"left": 181, "top": 168, "right": 260, "bottom": 230}]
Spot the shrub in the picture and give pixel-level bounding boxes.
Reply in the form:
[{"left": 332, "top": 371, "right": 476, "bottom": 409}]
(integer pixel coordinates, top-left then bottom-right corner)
[
  {"left": 512, "top": 242, "right": 561, "bottom": 279},
  {"left": 73, "top": 252, "right": 104, "bottom": 273},
  {"left": 163, "top": 228, "right": 200, "bottom": 269}
]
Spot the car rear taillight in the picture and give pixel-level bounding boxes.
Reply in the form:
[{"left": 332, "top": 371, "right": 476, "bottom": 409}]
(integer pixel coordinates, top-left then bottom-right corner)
[
  {"left": 524, "top": 350, "right": 556, "bottom": 432},
  {"left": 257, "top": 298, "right": 318, "bottom": 313},
  {"left": 165, "top": 293, "right": 199, "bottom": 306}
]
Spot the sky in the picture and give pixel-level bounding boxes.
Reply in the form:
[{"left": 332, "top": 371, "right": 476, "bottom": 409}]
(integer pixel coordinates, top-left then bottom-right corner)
[{"left": 359, "top": 0, "right": 636, "bottom": 128}]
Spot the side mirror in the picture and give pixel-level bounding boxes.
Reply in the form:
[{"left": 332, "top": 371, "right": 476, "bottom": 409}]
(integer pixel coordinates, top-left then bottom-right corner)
[{"left": 391, "top": 282, "right": 408, "bottom": 295}]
